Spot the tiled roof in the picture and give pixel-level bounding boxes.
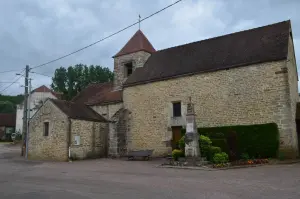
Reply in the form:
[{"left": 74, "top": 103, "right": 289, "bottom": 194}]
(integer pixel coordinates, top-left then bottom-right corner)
[
  {"left": 113, "top": 30, "right": 156, "bottom": 57},
  {"left": 124, "top": 20, "right": 291, "bottom": 87},
  {"left": 32, "top": 85, "right": 62, "bottom": 99},
  {"left": 0, "top": 113, "right": 16, "bottom": 127},
  {"left": 72, "top": 82, "right": 122, "bottom": 105},
  {"left": 50, "top": 99, "right": 107, "bottom": 122}
]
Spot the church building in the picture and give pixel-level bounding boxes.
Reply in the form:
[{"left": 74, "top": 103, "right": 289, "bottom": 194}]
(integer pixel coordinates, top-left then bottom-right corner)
[
  {"left": 28, "top": 20, "right": 299, "bottom": 161},
  {"left": 73, "top": 20, "right": 299, "bottom": 157}
]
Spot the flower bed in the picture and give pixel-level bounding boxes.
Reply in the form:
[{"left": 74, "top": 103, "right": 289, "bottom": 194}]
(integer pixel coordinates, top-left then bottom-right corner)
[{"left": 212, "top": 159, "right": 269, "bottom": 168}]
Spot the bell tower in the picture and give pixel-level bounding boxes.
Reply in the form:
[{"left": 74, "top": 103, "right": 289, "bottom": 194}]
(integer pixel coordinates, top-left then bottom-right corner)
[{"left": 112, "top": 30, "right": 156, "bottom": 90}]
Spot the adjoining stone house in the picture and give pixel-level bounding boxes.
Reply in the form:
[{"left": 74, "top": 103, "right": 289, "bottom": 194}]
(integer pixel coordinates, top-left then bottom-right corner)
[
  {"left": 28, "top": 98, "right": 108, "bottom": 161},
  {"left": 73, "top": 20, "right": 299, "bottom": 157},
  {"left": 16, "top": 85, "right": 61, "bottom": 135}
]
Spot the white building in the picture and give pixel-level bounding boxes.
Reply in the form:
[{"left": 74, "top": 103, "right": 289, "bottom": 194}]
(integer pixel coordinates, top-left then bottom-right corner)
[{"left": 15, "top": 85, "right": 61, "bottom": 134}]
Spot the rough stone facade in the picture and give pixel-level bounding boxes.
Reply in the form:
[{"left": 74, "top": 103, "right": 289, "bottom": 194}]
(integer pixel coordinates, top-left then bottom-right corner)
[
  {"left": 91, "top": 103, "right": 123, "bottom": 120},
  {"left": 113, "top": 51, "right": 151, "bottom": 90},
  {"left": 28, "top": 101, "right": 69, "bottom": 161},
  {"left": 286, "top": 35, "right": 299, "bottom": 152},
  {"left": 108, "top": 108, "right": 130, "bottom": 157},
  {"left": 29, "top": 100, "right": 109, "bottom": 161},
  {"left": 123, "top": 49, "right": 298, "bottom": 156},
  {"left": 91, "top": 103, "right": 129, "bottom": 157},
  {"left": 70, "top": 119, "right": 108, "bottom": 160}
]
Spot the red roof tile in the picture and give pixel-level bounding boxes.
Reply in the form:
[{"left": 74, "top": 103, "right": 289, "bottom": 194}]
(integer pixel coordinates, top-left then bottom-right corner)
[
  {"left": 0, "top": 113, "right": 16, "bottom": 127},
  {"left": 32, "top": 85, "right": 62, "bottom": 99},
  {"left": 72, "top": 82, "right": 122, "bottom": 105},
  {"left": 113, "top": 30, "right": 156, "bottom": 57}
]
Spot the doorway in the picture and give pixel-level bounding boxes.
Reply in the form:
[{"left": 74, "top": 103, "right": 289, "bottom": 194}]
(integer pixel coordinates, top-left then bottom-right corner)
[
  {"left": 171, "top": 126, "right": 182, "bottom": 150},
  {"left": 296, "top": 119, "right": 300, "bottom": 152}
]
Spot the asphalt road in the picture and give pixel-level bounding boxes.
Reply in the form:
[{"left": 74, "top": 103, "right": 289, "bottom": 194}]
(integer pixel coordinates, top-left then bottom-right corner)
[{"left": 0, "top": 144, "right": 300, "bottom": 199}]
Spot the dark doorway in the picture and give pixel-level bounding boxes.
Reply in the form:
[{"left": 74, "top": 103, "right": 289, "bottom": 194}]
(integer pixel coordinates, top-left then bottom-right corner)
[
  {"left": 296, "top": 119, "right": 300, "bottom": 152},
  {"left": 171, "top": 126, "right": 182, "bottom": 150}
]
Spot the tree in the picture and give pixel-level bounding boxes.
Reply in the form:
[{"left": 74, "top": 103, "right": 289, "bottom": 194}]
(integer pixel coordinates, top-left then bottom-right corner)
[
  {"left": 0, "top": 95, "right": 24, "bottom": 113},
  {"left": 51, "top": 64, "right": 113, "bottom": 100}
]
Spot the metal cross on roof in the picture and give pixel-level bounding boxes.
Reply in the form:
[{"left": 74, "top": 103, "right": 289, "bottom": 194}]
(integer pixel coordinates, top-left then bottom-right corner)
[{"left": 139, "top": 14, "right": 141, "bottom": 30}]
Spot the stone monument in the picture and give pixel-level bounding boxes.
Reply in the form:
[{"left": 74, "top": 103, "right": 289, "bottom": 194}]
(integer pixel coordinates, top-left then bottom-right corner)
[{"left": 184, "top": 97, "right": 200, "bottom": 165}]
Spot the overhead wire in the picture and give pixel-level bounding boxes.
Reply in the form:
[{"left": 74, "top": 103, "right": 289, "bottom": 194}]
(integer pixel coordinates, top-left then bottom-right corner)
[
  {"left": 30, "top": 0, "right": 183, "bottom": 70},
  {"left": 1, "top": 0, "right": 184, "bottom": 94},
  {"left": 0, "top": 68, "right": 26, "bottom": 94}
]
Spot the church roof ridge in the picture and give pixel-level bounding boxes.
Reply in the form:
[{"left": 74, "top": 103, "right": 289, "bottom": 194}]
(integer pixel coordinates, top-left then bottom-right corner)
[{"left": 113, "top": 29, "right": 156, "bottom": 58}]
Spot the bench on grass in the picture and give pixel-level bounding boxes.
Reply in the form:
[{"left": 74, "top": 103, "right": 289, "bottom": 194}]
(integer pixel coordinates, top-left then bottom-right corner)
[{"left": 127, "top": 150, "right": 154, "bottom": 160}]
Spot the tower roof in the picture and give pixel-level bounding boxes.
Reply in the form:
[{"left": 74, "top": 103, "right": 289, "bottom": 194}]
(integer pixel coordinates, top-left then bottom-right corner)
[{"left": 113, "top": 30, "right": 156, "bottom": 58}]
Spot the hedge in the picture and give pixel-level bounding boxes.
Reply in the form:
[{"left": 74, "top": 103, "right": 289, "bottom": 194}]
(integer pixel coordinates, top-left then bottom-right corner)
[{"left": 181, "top": 123, "right": 279, "bottom": 159}]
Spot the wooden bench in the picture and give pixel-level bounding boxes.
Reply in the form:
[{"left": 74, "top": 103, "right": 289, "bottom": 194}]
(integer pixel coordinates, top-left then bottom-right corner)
[{"left": 127, "top": 150, "right": 154, "bottom": 161}]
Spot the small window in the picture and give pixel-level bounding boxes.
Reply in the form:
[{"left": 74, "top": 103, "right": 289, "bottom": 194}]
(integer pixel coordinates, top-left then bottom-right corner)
[
  {"left": 44, "top": 122, "right": 49, "bottom": 136},
  {"left": 125, "top": 62, "right": 133, "bottom": 77},
  {"left": 172, "top": 102, "right": 181, "bottom": 117}
]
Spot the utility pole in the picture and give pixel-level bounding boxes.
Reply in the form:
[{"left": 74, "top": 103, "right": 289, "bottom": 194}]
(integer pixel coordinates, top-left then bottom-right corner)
[
  {"left": 25, "top": 78, "right": 32, "bottom": 159},
  {"left": 21, "top": 65, "right": 30, "bottom": 156}
]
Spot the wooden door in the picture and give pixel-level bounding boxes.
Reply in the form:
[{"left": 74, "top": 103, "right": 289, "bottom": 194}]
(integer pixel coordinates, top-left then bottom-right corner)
[{"left": 171, "top": 126, "right": 182, "bottom": 150}]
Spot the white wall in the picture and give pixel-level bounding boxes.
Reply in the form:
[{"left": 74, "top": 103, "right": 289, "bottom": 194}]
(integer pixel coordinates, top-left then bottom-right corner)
[{"left": 15, "top": 92, "right": 57, "bottom": 134}]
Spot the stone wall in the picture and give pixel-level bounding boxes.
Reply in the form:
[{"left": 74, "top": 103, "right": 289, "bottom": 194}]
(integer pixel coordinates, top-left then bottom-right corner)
[
  {"left": 113, "top": 51, "right": 151, "bottom": 90},
  {"left": 287, "top": 35, "right": 299, "bottom": 153},
  {"left": 91, "top": 103, "right": 123, "bottom": 120},
  {"left": 108, "top": 108, "right": 130, "bottom": 157},
  {"left": 123, "top": 58, "right": 298, "bottom": 156},
  {"left": 70, "top": 119, "right": 108, "bottom": 159},
  {"left": 28, "top": 100, "right": 69, "bottom": 161}
]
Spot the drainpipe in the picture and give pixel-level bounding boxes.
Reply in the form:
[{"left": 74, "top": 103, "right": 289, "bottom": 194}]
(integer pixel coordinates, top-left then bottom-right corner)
[{"left": 67, "top": 117, "right": 72, "bottom": 161}]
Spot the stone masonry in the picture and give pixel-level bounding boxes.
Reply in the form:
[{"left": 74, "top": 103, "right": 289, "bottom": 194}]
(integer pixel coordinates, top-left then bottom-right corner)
[
  {"left": 286, "top": 35, "right": 299, "bottom": 152},
  {"left": 28, "top": 100, "right": 69, "bottom": 161},
  {"left": 123, "top": 36, "right": 298, "bottom": 157},
  {"left": 70, "top": 119, "right": 108, "bottom": 160},
  {"left": 29, "top": 100, "right": 109, "bottom": 161},
  {"left": 108, "top": 108, "right": 130, "bottom": 157},
  {"left": 113, "top": 51, "right": 151, "bottom": 91},
  {"left": 91, "top": 103, "right": 123, "bottom": 120}
]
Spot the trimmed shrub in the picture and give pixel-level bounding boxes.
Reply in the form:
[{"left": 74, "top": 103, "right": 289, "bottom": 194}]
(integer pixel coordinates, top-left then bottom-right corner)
[
  {"left": 199, "top": 135, "right": 212, "bottom": 159},
  {"left": 182, "top": 123, "right": 279, "bottom": 159},
  {"left": 211, "top": 138, "right": 229, "bottom": 155},
  {"left": 240, "top": 153, "right": 250, "bottom": 160},
  {"left": 213, "top": 152, "right": 229, "bottom": 164},
  {"left": 208, "top": 146, "right": 222, "bottom": 161},
  {"left": 172, "top": 149, "right": 184, "bottom": 161},
  {"left": 178, "top": 136, "right": 185, "bottom": 150}
]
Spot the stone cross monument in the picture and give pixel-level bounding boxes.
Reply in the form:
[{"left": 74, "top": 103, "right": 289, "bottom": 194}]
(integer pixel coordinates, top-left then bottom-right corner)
[{"left": 185, "top": 97, "right": 200, "bottom": 160}]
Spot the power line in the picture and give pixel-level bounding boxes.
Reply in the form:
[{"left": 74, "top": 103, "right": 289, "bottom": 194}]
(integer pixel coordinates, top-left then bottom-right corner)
[
  {"left": 0, "top": 68, "right": 26, "bottom": 94},
  {"left": 30, "top": 71, "right": 52, "bottom": 78},
  {"left": 31, "top": 0, "right": 184, "bottom": 70},
  {"left": 0, "top": 69, "right": 23, "bottom": 74},
  {"left": 0, "top": 75, "right": 23, "bottom": 94}
]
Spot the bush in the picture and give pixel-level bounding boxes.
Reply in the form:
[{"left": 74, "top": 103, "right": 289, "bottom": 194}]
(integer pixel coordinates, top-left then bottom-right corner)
[
  {"left": 240, "top": 153, "right": 250, "bottom": 160},
  {"left": 182, "top": 123, "right": 279, "bottom": 159},
  {"left": 178, "top": 136, "right": 185, "bottom": 150},
  {"left": 172, "top": 149, "right": 184, "bottom": 161},
  {"left": 199, "top": 135, "right": 212, "bottom": 158},
  {"left": 213, "top": 152, "right": 229, "bottom": 164},
  {"left": 211, "top": 138, "right": 229, "bottom": 155},
  {"left": 208, "top": 146, "right": 222, "bottom": 161}
]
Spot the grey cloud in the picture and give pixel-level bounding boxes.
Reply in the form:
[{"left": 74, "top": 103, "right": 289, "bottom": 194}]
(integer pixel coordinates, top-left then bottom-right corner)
[{"left": 0, "top": 0, "right": 300, "bottom": 95}]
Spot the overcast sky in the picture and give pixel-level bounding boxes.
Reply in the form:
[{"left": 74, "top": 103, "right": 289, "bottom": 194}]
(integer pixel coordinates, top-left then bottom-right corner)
[{"left": 0, "top": 0, "right": 299, "bottom": 95}]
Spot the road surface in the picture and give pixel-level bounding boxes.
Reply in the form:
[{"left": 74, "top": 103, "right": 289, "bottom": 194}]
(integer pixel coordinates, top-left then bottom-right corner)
[{"left": 0, "top": 144, "right": 300, "bottom": 198}]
